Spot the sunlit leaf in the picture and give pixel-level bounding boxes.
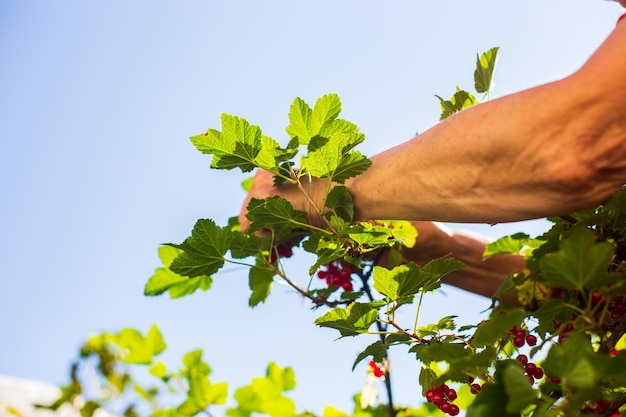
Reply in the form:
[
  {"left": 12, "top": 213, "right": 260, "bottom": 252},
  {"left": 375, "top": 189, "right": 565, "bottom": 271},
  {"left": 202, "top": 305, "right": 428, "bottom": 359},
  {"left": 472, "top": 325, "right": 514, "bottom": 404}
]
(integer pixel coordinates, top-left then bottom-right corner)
[{"left": 474, "top": 47, "right": 500, "bottom": 94}]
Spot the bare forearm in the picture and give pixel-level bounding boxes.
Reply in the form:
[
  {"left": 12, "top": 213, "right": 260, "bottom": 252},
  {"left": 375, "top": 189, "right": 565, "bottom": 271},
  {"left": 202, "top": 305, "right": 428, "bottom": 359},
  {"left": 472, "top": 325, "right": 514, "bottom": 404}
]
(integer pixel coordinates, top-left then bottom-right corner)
[
  {"left": 400, "top": 226, "right": 525, "bottom": 305},
  {"left": 348, "top": 24, "right": 626, "bottom": 224}
]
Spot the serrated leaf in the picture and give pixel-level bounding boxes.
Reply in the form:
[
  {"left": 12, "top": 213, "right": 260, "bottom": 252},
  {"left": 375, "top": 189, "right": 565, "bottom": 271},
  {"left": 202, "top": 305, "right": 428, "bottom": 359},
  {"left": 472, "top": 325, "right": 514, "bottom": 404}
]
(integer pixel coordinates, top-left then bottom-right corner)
[
  {"left": 471, "top": 308, "right": 527, "bottom": 348},
  {"left": 411, "top": 342, "right": 469, "bottom": 364},
  {"left": 301, "top": 131, "right": 371, "bottom": 184},
  {"left": 285, "top": 97, "right": 313, "bottom": 144},
  {"left": 418, "top": 367, "right": 437, "bottom": 396},
  {"left": 373, "top": 258, "right": 464, "bottom": 302},
  {"left": 542, "top": 229, "right": 614, "bottom": 290},
  {"left": 313, "top": 94, "right": 342, "bottom": 137},
  {"left": 466, "top": 383, "right": 512, "bottom": 417},
  {"left": 502, "top": 362, "right": 536, "bottom": 413},
  {"left": 285, "top": 94, "right": 342, "bottom": 145},
  {"left": 230, "top": 231, "right": 269, "bottom": 259},
  {"left": 246, "top": 197, "right": 308, "bottom": 241},
  {"left": 315, "top": 303, "right": 379, "bottom": 337},
  {"left": 483, "top": 234, "right": 544, "bottom": 258},
  {"left": 324, "top": 185, "right": 354, "bottom": 222},
  {"left": 534, "top": 298, "right": 573, "bottom": 335},
  {"left": 168, "top": 275, "right": 213, "bottom": 299},
  {"left": 168, "top": 219, "right": 233, "bottom": 278},
  {"left": 352, "top": 341, "right": 387, "bottom": 371},
  {"left": 191, "top": 114, "right": 263, "bottom": 173},
  {"left": 254, "top": 135, "right": 281, "bottom": 171},
  {"left": 145, "top": 246, "right": 188, "bottom": 296},
  {"left": 474, "top": 47, "right": 500, "bottom": 94},
  {"left": 249, "top": 265, "right": 275, "bottom": 307},
  {"left": 435, "top": 88, "right": 477, "bottom": 120},
  {"left": 387, "top": 220, "right": 418, "bottom": 248},
  {"left": 346, "top": 222, "right": 394, "bottom": 246}
]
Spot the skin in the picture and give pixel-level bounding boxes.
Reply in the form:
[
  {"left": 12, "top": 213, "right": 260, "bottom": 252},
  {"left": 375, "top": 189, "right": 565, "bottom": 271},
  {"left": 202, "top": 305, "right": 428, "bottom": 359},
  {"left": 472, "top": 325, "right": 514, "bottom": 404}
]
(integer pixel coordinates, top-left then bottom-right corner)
[{"left": 239, "top": 10, "right": 626, "bottom": 302}]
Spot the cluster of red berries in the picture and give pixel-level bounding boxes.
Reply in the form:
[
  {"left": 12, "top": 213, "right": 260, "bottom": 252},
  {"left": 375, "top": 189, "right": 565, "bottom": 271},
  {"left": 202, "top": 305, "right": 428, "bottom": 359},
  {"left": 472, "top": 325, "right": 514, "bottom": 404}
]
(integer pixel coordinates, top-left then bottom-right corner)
[
  {"left": 368, "top": 360, "right": 385, "bottom": 378},
  {"left": 317, "top": 261, "right": 353, "bottom": 291},
  {"left": 425, "top": 384, "right": 460, "bottom": 416},
  {"left": 516, "top": 354, "right": 544, "bottom": 383},
  {"left": 269, "top": 243, "right": 294, "bottom": 264},
  {"left": 509, "top": 326, "right": 537, "bottom": 348},
  {"left": 467, "top": 377, "right": 484, "bottom": 395}
]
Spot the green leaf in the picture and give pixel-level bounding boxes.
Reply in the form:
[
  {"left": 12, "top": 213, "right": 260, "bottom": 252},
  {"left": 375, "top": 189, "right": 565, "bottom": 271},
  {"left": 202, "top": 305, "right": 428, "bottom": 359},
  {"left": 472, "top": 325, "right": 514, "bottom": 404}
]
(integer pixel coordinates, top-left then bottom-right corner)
[
  {"left": 246, "top": 197, "right": 308, "bottom": 241},
  {"left": 190, "top": 113, "right": 264, "bottom": 172},
  {"left": 145, "top": 246, "right": 214, "bottom": 299},
  {"left": 168, "top": 219, "right": 233, "bottom": 278},
  {"left": 435, "top": 88, "right": 477, "bottom": 120},
  {"left": 315, "top": 303, "right": 379, "bottom": 337},
  {"left": 346, "top": 223, "right": 394, "bottom": 246},
  {"left": 411, "top": 342, "right": 469, "bottom": 364},
  {"left": 300, "top": 131, "right": 371, "bottom": 184},
  {"left": 541, "top": 228, "right": 614, "bottom": 290},
  {"left": 502, "top": 362, "right": 536, "bottom": 413},
  {"left": 285, "top": 98, "right": 313, "bottom": 144},
  {"left": 228, "top": 366, "right": 297, "bottom": 417},
  {"left": 149, "top": 361, "right": 167, "bottom": 378},
  {"left": 248, "top": 265, "right": 275, "bottom": 307},
  {"left": 373, "top": 258, "right": 464, "bottom": 301},
  {"left": 285, "top": 94, "right": 342, "bottom": 145},
  {"left": 324, "top": 185, "right": 354, "bottom": 222},
  {"left": 145, "top": 246, "right": 188, "bottom": 296},
  {"left": 266, "top": 362, "right": 296, "bottom": 392},
  {"left": 418, "top": 367, "right": 437, "bottom": 396},
  {"left": 474, "top": 47, "right": 500, "bottom": 94},
  {"left": 182, "top": 349, "right": 211, "bottom": 377},
  {"left": 483, "top": 234, "right": 544, "bottom": 258},
  {"left": 168, "top": 275, "right": 213, "bottom": 299},
  {"left": 229, "top": 231, "right": 269, "bottom": 259},
  {"left": 534, "top": 298, "right": 573, "bottom": 335},
  {"left": 352, "top": 341, "right": 387, "bottom": 371},
  {"left": 471, "top": 308, "right": 527, "bottom": 348},
  {"left": 387, "top": 220, "right": 418, "bottom": 248},
  {"left": 118, "top": 325, "right": 165, "bottom": 364},
  {"left": 466, "top": 383, "right": 513, "bottom": 417}
]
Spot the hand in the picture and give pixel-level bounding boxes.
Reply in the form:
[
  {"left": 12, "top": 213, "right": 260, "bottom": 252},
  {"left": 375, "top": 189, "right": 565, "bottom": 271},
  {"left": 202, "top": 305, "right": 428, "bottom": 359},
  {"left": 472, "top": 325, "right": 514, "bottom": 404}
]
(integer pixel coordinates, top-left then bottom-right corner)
[{"left": 238, "top": 169, "right": 327, "bottom": 233}]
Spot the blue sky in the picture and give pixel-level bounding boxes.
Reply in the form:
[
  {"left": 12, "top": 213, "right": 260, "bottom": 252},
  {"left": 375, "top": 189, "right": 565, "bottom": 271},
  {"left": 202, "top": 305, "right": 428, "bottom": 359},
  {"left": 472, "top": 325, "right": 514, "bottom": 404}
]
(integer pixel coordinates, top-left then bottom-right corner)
[{"left": 0, "top": 1, "right": 622, "bottom": 414}]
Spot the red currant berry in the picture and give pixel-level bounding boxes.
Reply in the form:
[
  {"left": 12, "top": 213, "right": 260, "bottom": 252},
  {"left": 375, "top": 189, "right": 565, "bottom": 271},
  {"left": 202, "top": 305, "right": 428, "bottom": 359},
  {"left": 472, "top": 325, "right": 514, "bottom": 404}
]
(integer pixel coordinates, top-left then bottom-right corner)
[
  {"left": 517, "top": 354, "right": 528, "bottom": 366},
  {"left": 446, "top": 388, "right": 457, "bottom": 401},
  {"left": 426, "top": 390, "right": 435, "bottom": 402},
  {"left": 470, "top": 383, "right": 482, "bottom": 394},
  {"left": 449, "top": 405, "right": 460, "bottom": 416},
  {"left": 526, "top": 334, "right": 538, "bottom": 346},
  {"left": 513, "top": 336, "right": 525, "bottom": 348}
]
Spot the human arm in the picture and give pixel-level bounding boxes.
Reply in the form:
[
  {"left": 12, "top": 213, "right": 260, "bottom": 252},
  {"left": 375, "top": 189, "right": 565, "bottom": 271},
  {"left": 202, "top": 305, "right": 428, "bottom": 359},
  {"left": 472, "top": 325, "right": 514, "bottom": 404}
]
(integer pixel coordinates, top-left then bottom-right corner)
[
  {"left": 240, "top": 19, "right": 626, "bottom": 230},
  {"left": 347, "top": 20, "right": 626, "bottom": 224},
  {"left": 394, "top": 222, "right": 525, "bottom": 306}
]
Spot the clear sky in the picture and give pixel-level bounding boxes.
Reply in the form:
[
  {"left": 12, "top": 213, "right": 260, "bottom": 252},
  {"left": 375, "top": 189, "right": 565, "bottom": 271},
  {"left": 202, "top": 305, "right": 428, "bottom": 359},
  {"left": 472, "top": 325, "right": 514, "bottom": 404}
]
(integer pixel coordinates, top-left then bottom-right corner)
[{"left": 0, "top": 1, "right": 622, "bottom": 414}]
